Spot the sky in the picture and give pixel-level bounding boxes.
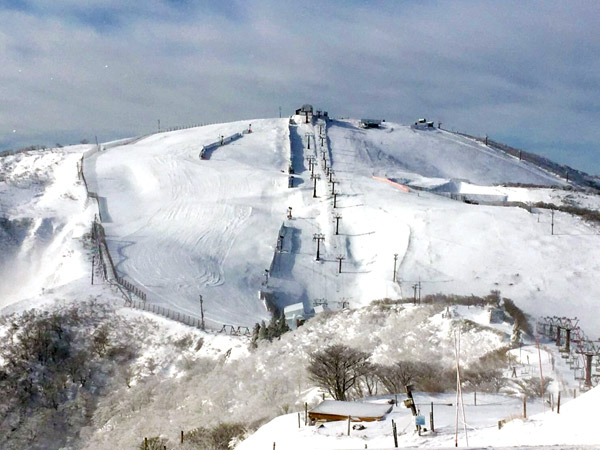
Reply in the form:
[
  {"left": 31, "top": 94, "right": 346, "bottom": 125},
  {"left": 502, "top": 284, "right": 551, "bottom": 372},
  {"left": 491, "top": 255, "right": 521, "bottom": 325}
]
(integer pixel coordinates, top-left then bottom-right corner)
[{"left": 1, "top": 0, "right": 599, "bottom": 174}]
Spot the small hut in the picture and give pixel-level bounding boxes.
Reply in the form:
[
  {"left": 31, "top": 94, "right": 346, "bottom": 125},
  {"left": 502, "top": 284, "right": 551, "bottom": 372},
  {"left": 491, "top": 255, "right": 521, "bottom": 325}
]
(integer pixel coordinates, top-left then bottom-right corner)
[
  {"left": 284, "top": 302, "right": 306, "bottom": 329},
  {"left": 309, "top": 400, "right": 392, "bottom": 423},
  {"left": 359, "top": 119, "right": 382, "bottom": 129}
]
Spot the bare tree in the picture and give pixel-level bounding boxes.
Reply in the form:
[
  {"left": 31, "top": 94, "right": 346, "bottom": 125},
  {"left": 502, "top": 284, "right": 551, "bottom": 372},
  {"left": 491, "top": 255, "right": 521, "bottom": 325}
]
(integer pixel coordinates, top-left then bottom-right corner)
[
  {"left": 307, "top": 344, "right": 370, "bottom": 401},
  {"left": 377, "top": 361, "right": 417, "bottom": 394}
]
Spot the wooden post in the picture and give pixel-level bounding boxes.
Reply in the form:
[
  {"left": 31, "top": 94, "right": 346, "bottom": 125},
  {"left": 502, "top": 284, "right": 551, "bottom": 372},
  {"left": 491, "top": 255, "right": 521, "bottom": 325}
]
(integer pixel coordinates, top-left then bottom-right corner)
[
  {"left": 430, "top": 401, "right": 435, "bottom": 432},
  {"left": 298, "top": 412, "right": 301, "bottom": 428},
  {"left": 573, "top": 388, "right": 576, "bottom": 398},
  {"left": 474, "top": 390, "right": 477, "bottom": 406},
  {"left": 405, "top": 385, "right": 417, "bottom": 417},
  {"left": 392, "top": 420, "right": 398, "bottom": 447},
  {"left": 305, "top": 402, "right": 308, "bottom": 425},
  {"left": 523, "top": 396, "right": 527, "bottom": 419},
  {"left": 347, "top": 415, "right": 351, "bottom": 436},
  {"left": 585, "top": 353, "right": 594, "bottom": 388},
  {"left": 557, "top": 391, "right": 561, "bottom": 414},
  {"left": 200, "top": 295, "right": 205, "bottom": 330},
  {"left": 181, "top": 430, "right": 184, "bottom": 443},
  {"left": 273, "top": 442, "right": 276, "bottom": 450},
  {"left": 144, "top": 437, "right": 148, "bottom": 450}
]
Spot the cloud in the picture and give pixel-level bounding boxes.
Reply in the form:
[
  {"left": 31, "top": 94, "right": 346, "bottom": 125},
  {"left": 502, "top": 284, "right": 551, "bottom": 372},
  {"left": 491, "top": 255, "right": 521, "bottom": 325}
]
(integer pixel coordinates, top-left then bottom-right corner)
[{"left": 1, "top": 0, "right": 599, "bottom": 173}]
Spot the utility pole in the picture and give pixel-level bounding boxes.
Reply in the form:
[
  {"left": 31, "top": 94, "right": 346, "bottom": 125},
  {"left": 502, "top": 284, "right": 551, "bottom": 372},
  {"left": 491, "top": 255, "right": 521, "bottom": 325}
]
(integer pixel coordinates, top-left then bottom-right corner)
[
  {"left": 336, "top": 255, "right": 345, "bottom": 273},
  {"left": 331, "top": 180, "right": 337, "bottom": 195},
  {"left": 305, "top": 133, "right": 311, "bottom": 150},
  {"left": 551, "top": 210, "right": 555, "bottom": 235},
  {"left": 306, "top": 156, "right": 314, "bottom": 174},
  {"left": 412, "top": 283, "right": 418, "bottom": 303},
  {"left": 393, "top": 253, "right": 398, "bottom": 282},
  {"left": 334, "top": 214, "right": 342, "bottom": 235},
  {"left": 418, "top": 280, "right": 422, "bottom": 303},
  {"left": 329, "top": 169, "right": 335, "bottom": 183},
  {"left": 313, "top": 233, "right": 325, "bottom": 261},
  {"left": 199, "top": 295, "right": 205, "bottom": 330},
  {"left": 333, "top": 192, "right": 338, "bottom": 208},
  {"left": 158, "top": 119, "right": 160, "bottom": 132},
  {"left": 91, "top": 255, "right": 95, "bottom": 285},
  {"left": 311, "top": 173, "right": 321, "bottom": 198},
  {"left": 279, "top": 106, "right": 282, "bottom": 118}
]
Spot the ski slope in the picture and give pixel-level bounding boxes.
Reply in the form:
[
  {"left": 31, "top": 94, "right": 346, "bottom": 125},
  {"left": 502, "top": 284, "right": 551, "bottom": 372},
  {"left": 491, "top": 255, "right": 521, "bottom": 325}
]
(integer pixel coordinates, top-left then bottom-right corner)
[
  {"left": 3, "top": 114, "right": 600, "bottom": 336},
  {"left": 84, "top": 119, "right": 290, "bottom": 327},
  {"left": 79, "top": 115, "right": 600, "bottom": 333}
]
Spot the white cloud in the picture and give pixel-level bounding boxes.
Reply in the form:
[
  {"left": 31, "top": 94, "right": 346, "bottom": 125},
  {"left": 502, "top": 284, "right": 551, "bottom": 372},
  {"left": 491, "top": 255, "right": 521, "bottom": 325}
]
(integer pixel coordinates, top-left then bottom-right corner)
[{"left": 1, "top": 1, "right": 599, "bottom": 173}]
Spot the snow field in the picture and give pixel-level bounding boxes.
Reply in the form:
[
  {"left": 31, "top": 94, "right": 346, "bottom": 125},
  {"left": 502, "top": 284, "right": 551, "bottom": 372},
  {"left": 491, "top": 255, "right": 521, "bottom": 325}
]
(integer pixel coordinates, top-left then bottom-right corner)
[{"left": 85, "top": 119, "right": 291, "bottom": 327}]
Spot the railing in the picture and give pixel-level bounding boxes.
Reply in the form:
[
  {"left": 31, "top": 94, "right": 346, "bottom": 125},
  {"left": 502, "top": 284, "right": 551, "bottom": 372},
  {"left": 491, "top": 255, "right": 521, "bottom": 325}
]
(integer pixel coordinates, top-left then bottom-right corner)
[{"left": 199, "top": 131, "right": 244, "bottom": 160}]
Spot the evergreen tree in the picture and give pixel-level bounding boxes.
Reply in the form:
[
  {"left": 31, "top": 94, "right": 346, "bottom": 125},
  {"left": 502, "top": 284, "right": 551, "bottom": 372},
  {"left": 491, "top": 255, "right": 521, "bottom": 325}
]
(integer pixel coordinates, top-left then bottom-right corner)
[
  {"left": 250, "top": 323, "right": 261, "bottom": 347},
  {"left": 278, "top": 314, "right": 290, "bottom": 335},
  {"left": 258, "top": 320, "right": 269, "bottom": 341}
]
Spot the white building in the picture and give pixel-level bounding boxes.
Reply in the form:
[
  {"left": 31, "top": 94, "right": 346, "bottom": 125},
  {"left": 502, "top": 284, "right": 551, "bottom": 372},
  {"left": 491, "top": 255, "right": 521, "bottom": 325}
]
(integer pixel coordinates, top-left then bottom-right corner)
[{"left": 284, "top": 302, "right": 306, "bottom": 329}]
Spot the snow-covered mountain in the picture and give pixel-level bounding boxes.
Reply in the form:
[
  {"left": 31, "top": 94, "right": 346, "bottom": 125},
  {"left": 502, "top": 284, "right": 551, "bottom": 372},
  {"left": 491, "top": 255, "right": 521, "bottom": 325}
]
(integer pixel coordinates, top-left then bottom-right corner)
[
  {"left": 75, "top": 116, "right": 600, "bottom": 334},
  {"left": 2, "top": 113, "right": 600, "bottom": 449}
]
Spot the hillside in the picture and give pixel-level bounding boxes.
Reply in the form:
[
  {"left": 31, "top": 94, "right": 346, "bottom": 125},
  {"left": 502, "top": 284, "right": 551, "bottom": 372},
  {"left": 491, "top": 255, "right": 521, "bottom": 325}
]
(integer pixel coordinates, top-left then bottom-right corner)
[{"left": 74, "top": 115, "right": 600, "bottom": 336}]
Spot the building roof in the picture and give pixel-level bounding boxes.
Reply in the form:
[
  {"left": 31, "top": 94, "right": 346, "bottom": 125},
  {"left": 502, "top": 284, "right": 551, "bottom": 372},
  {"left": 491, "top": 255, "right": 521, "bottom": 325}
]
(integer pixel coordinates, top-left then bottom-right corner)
[
  {"left": 284, "top": 302, "right": 305, "bottom": 315},
  {"left": 309, "top": 400, "right": 392, "bottom": 421},
  {"left": 314, "top": 305, "right": 329, "bottom": 314}
]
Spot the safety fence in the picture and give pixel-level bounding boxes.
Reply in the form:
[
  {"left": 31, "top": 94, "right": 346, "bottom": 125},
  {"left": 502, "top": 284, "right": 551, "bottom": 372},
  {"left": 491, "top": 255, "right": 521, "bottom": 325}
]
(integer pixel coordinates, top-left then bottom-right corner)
[
  {"left": 199, "top": 131, "right": 246, "bottom": 160},
  {"left": 127, "top": 300, "right": 250, "bottom": 335},
  {"left": 452, "top": 131, "right": 599, "bottom": 190}
]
